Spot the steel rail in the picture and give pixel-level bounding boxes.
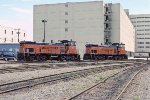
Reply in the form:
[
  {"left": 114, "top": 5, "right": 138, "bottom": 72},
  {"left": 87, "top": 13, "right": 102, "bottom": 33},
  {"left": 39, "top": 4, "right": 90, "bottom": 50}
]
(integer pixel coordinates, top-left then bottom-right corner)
[
  {"left": 114, "top": 66, "right": 146, "bottom": 100},
  {"left": 68, "top": 63, "right": 147, "bottom": 100},
  {"left": 68, "top": 68, "right": 129, "bottom": 100},
  {"left": 0, "top": 64, "right": 125, "bottom": 94}
]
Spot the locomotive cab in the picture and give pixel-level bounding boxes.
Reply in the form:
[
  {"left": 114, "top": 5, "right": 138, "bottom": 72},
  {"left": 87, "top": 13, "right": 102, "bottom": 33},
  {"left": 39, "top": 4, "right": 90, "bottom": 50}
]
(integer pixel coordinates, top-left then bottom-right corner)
[
  {"left": 112, "top": 43, "right": 125, "bottom": 48},
  {"left": 60, "top": 40, "right": 78, "bottom": 54},
  {"left": 60, "top": 40, "right": 76, "bottom": 46},
  {"left": 18, "top": 41, "right": 37, "bottom": 61},
  {"left": 111, "top": 43, "right": 127, "bottom": 59},
  {"left": 59, "top": 40, "right": 80, "bottom": 61}
]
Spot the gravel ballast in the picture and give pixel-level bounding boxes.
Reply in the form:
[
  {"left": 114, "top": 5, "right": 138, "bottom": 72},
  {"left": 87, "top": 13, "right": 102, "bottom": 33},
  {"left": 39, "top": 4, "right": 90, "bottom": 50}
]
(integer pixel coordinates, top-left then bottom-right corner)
[
  {"left": 0, "top": 68, "right": 123, "bottom": 100},
  {"left": 0, "top": 64, "right": 116, "bottom": 85},
  {"left": 120, "top": 66, "right": 150, "bottom": 100}
]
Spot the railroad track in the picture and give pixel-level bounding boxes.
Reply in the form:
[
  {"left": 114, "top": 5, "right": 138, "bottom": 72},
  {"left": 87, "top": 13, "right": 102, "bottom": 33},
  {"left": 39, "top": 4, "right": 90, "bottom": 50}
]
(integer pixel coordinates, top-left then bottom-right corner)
[
  {"left": 0, "top": 66, "right": 49, "bottom": 74},
  {"left": 0, "top": 64, "right": 128, "bottom": 94},
  {"left": 114, "top": 65, "right": 148, "bottom": 100},
  {"left": 0, "top": 61, "right": 134, "bottom": 74},
  {"left": 0, "top": 59, "right": 136, "bottom": 64},
  {"left": 69, "top": 62, "right": 148, "bottom": 100}
]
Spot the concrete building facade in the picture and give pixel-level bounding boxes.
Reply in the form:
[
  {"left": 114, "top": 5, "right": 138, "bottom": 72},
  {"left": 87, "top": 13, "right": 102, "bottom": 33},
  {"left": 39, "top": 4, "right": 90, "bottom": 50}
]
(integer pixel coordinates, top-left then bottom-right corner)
[
  {"left": 33, "top": 1, "right": 135, "bottom": 57},
  {"left": 130, "top": 14, "right": 150, "bottom": 52},
  {"left": 0, "top": 25, "right": 31, "bottom": 43}
]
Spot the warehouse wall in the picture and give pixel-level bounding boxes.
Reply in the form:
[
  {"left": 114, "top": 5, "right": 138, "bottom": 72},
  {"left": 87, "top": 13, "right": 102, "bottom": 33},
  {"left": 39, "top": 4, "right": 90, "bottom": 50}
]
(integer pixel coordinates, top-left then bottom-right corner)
[
  {"left": 111, "top": 3, "right": 135, "bottom": 53},
  {"left": 119, "top": 4, "right": 135, "bottom": 52}
]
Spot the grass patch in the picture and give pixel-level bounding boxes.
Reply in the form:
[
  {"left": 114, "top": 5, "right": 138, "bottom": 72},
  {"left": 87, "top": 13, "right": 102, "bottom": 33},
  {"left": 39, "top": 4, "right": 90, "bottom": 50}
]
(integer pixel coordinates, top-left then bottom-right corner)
[{"left": 133, "top": 96, "right": 140, "bottom": 100}]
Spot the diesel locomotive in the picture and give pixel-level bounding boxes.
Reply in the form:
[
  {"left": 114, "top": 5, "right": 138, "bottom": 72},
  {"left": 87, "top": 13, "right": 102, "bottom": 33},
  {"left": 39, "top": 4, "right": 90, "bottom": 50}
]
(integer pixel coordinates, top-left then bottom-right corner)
[
  {"left": 17, "top": 40, "right": 80, "bottom": 61},
  {"left": 83, "top": 43, "right": 128, "bottom": 60},
  {"left": 17, "top": 40, "right": 128, "bottom": 61}
]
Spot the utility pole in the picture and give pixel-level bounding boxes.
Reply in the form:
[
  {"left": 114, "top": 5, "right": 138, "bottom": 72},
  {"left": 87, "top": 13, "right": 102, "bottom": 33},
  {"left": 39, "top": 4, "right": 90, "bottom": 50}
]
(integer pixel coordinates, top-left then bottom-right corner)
[
  {"left": 15, "top": 29, "right": 20, "bottom": 43},
  {"left": 42, "top": 19, "right": 47, "bottom": 43}
]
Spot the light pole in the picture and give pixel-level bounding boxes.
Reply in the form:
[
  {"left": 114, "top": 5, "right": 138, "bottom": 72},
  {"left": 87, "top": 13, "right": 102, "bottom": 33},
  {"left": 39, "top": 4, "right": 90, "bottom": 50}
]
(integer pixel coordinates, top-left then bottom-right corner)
[
  {"left": 15, "top": 29, "right": 20, "bottom": 42},
  {"left": 42, "top": 19, "right": 47, "bottom": 43}
]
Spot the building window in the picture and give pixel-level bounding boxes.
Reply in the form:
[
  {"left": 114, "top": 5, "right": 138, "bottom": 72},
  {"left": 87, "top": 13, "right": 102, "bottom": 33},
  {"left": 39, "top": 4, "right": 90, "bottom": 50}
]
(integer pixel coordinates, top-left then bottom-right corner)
[
  {"left": 65, "top": 20, "right": 68, "bottom": 24},
  {"left": 130, "top": 17, "right": 136, "bottom": 19},
  {"left": 145, "top": 25, "right": 150, "bottom": 27},
  {"left": 137, "top": 21, "right": 145, "bottom": 23},
  {"left": 137, "top": 29, "right": 144, "bottom": 31},
  {"left": 137, "top": 42, "right": 144, "bottom": 44},
  {"left": 145, "top": 38, "right": 150, "bottom": 39},
  {"left": 132, "top": 21, "right": 136, "bottom": 23},
  {"left": 145, "top": 17, "right": 150, "bottom": 18},
  {"left": 24, "top": 33, "right": 26, "bottom": 37},
  {"left": 145, "top": 33, "right": 150, "bottom": 35},
  {"left": 12, "top": 31, "right": 13, "bottom": 35},
  {"left": 137, "top": 38, "right": 144, "bottom": 39},
  {"left": 145, "top": 29, "right": 150, "bottom": 31},
  {"left": 146, "top": 42, "right": 150, "bottom": 44},
  {"left": 65, "top": 12, "right": 68, "bottom": 15},
  {"left": 137, "top": 25, "right": 145, "bottom": 27},
  {"left": 65, "top": 3, "right": 68, "bottom": 7},
  {"left": 146, "top": 46, "right": 150, "bottom": 48},
  {"left": 5, "top": 30, "right": 6, "bottom": 34},
  {"left": 65, "top": 28, "right": 68, "bottom": 32},
  {"left": 137, "top": 33, "right": 144, "bottom": 35},
  {"left": 4, "top": 38, "right": 6, "bottom": 42},
  {"left": 137, "top": 17, "right": 145, "bottom": 19},
  {"left": 138, "top": 46, "right": 144, "bottom": 48}
]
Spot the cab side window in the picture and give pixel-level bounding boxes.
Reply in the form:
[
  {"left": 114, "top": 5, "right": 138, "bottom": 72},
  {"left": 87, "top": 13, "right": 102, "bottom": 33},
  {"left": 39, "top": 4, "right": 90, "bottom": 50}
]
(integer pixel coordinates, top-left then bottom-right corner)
[{"left": 25, "top": 48, "right": 34, "bottom": 52}]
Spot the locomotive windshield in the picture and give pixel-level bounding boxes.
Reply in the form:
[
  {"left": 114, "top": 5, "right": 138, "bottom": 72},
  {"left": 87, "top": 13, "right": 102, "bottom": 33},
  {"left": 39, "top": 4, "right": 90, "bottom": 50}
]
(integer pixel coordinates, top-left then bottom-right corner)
[
  {"left": 69, "top": 41, "right": 76, "bottom": 46},
  {"left": 112, "top": 43, "right": 125, "bottom": 48},
  {"left": 60, "top": 40, "right": 76, "bottom": 46}
]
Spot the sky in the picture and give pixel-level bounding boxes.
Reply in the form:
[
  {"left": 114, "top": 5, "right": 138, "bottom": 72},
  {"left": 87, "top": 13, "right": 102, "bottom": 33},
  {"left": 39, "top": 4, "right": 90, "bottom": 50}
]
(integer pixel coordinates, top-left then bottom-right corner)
[{"left": 0, "top": 0, "right": 150, "bottom": 35}]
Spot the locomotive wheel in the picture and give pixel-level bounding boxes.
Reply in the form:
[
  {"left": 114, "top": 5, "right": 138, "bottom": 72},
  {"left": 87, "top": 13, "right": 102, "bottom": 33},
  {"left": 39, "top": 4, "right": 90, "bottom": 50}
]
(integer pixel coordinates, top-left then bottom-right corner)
[
  {"left": 114, "top": 56, "right": 118, "bottom": 60},
  {"left": 101, "top": 56, "right": 104, "bottom": 60},
  {"left": 83, "top": 55, "right": 87, "bottom": 60},
  {"left": 41, "top": 56, "right": 47, "bottom": 61},
  {"left": 29, "top": 56, "right": 34, "bottom": 61},
  {"left": 37, "top": 56, "right": 42, "bottom": 61},
  {"left": 66, "top": 56, "right": 70, "bottom": 61},
  {"left": 124, "top": 55, "right": 128, "bottom": 59},
  {"left": 119, "top": 56, "right": 122, "bottom": 60},
  {"left": 60, "top": 56, "right": 66, "bottom": 61},
  {"left": 70, "top": 56, "right": 74, "bottom": 61}
]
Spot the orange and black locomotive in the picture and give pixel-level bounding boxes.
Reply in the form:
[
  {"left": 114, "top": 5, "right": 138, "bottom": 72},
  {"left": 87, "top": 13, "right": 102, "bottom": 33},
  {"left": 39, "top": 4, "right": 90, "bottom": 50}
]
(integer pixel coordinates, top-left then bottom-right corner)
[
  {"left": 17, "top": 40, "right": 80, "bottom": 61},
  {"left": 83, "top": 43, "right": 128, "bottom": 60}
]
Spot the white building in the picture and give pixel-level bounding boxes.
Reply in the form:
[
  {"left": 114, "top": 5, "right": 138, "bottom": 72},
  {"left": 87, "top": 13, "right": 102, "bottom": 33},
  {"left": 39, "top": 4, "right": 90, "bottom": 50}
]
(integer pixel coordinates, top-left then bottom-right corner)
[
  {"left": 130, "top": 14, "right": 150, "bottom": 52},
  {"left": 33, "top": 1, "right": 135, "bottom": 57},
  {"left": 0, "top": 25, "right": 31, "bottom": 43}
]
